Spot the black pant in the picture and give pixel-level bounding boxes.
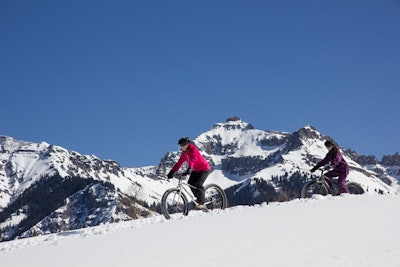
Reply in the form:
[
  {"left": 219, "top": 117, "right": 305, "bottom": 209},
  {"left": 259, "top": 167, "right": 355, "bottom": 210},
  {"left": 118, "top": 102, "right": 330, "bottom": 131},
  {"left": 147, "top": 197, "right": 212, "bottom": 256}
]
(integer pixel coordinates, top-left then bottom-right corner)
[{"left": 188, "top": 170, "right": 210, "bottom": 205}]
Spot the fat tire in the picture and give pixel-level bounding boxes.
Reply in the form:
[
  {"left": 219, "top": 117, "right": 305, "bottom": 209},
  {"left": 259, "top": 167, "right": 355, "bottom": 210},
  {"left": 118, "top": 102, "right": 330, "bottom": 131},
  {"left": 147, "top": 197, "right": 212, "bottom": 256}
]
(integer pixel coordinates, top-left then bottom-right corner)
[
  {"left": 161, "top": 188, "right": 189, "bottom": 219},
  {"left": 204, "top": 184, "right": 228, "bottom": 210},
  {"left": 301, "top": 181, "right": 329, "bottom": 198},
  {"left": 346, "top": 182, "right": 364, "bottom": 195}
]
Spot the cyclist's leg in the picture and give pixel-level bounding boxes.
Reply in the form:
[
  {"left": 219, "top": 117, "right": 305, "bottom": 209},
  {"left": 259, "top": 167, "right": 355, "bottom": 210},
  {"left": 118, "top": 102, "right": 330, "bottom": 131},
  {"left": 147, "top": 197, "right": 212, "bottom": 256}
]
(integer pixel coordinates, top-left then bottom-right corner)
[
  {"left": 188, "top": 170, "right": 210, "bottom": 204},
  {"left": 324, "top": 170, "right": 337, "bottom": 189},
  {"left": 337, "top": 168, "right": 349, "bottom": 194}
]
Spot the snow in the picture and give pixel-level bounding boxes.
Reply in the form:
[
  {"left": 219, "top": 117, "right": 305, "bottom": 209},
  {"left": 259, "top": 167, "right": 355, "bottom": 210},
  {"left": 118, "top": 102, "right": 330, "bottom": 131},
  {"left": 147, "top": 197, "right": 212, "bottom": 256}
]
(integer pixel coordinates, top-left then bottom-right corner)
[
  {"left": 1, "top": 194, "right": 399, "bottom": 267},
  {"left": 0, "top": 212, "right": 26, "bottom": 230}
]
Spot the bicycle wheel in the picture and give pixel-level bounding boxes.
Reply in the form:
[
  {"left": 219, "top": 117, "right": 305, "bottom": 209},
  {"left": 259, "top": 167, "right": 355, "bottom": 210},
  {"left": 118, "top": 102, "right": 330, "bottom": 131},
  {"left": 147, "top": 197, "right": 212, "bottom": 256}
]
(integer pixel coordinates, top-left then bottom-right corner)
[
  {"left": 204, "top": 184, "right": 227, "bottom": 210},
  {"left": 346, "top": 182, "right": 364, "bottom": 195},
  {"left": 301, "top": 181, "right": 329, "bottom": 198},
  {"left": 161, "top": 188, "right": 189, "bottom": 219}
]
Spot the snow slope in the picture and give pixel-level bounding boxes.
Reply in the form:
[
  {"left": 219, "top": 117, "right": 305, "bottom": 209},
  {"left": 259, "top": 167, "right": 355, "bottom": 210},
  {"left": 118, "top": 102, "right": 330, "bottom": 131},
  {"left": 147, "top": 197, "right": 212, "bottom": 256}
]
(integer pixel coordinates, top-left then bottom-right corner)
[{"left": 1, "top": 194, "right": 399, "bottom": 267}]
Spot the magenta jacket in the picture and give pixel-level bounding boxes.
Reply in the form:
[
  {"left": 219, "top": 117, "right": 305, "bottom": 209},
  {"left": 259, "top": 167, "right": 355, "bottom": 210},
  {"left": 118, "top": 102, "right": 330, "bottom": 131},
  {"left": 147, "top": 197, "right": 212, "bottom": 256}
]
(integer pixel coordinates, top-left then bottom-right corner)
[{"left": 172, "top": 143, "right": 210, "bottom": 172}]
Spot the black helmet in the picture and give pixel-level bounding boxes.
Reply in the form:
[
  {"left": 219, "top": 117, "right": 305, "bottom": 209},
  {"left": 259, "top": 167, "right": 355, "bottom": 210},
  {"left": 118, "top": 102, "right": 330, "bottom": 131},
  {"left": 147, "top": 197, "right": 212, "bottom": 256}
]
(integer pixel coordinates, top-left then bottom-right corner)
[
  {"left": 178, "top": 137, "right": 190, "bottom": 146},
  {"left": 324, "top": 140, "right": 335, "bottom": 147}
]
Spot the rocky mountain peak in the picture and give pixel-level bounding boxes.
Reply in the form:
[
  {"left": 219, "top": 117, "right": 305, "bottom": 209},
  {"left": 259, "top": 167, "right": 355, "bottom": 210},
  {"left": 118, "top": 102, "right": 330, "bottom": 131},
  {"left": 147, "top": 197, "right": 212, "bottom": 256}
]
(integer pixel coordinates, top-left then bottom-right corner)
[
  {"left": 284, "top": 125, "right": 322, "bottom": 152},
  {"left": 211, "top": 116, "right": 255, "bottom": 131},
  {"left": 344, "top": 149, "right": 379, "bottom": 165},
  {"left": 381, "top": 153, "right": 400, "bottom": 167},
  {"left": 226, "top": 115, "right": 242, "bottom": 122}
]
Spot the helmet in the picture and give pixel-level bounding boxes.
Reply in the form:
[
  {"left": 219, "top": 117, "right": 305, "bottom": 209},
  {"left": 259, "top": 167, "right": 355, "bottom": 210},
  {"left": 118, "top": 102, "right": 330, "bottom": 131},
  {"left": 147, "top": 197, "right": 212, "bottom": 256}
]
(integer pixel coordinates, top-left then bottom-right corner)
[
  {"left": 324, "top": 140, "right": 334, "bottom": 147},
  {"left": 178, "top": 137, "right": 190, "bottom": 146}
]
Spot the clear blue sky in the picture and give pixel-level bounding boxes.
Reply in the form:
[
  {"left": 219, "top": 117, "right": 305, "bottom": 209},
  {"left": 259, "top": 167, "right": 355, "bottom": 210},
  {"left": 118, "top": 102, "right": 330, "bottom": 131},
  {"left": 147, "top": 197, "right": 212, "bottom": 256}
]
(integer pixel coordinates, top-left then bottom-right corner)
[{"left": 1, "top": 1, "right": 399, "bottom": 167}]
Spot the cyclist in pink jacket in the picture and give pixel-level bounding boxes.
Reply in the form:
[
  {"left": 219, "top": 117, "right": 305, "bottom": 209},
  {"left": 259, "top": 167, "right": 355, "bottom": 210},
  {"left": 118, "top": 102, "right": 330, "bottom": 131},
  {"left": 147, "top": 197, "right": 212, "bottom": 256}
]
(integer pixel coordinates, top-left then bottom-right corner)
[{"left": 167, "top": 137, "right": 211, "bottom": 209}]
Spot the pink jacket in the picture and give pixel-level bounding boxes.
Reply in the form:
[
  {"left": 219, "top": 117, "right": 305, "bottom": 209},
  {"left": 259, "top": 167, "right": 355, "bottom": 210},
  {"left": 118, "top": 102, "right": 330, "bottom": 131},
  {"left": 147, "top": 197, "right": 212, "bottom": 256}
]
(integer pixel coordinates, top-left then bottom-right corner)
[{"left": 172, "top": 143, "right": 210, "bottom": 172}]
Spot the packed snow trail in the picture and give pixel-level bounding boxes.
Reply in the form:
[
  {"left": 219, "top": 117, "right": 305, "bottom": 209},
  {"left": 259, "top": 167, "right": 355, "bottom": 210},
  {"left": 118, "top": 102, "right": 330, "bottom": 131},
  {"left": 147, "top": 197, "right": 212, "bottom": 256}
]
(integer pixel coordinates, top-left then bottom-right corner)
[{"left": 1, "top": 194, "right": 399, "bottom": 267}]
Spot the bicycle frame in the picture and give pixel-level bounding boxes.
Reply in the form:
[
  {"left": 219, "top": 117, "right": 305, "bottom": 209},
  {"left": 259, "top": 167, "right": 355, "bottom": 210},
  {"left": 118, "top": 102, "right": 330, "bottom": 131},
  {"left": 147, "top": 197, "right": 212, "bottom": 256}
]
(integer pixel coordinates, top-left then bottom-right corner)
[
  {"left": 167, "top": 173, "right": 225, "bottom": 207},
  {"left": 315, "top": 170, "right": 338, "bottom": 195},
  {"left": 172, "top": 174, "right": 200, "bottom": 205},
  {"left": 161, "top": 173, "right": 228, "bottom": 219}
]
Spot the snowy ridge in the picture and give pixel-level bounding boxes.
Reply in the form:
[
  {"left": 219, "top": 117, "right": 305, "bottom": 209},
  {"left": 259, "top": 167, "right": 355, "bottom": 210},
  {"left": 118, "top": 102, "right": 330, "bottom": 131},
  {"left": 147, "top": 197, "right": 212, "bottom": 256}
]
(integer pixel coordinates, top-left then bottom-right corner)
[{"left": 1, "top": 194, "right": 399, "bottom": 267}]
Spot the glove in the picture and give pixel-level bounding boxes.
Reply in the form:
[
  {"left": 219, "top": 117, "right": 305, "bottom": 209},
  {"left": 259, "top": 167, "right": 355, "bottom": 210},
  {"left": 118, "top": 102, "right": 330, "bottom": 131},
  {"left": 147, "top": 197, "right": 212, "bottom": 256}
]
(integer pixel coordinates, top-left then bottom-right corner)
[
  {"left": 310, "top": 167, "right": 317, "bottom": 173},
  {"left": 183, "top": 168, "right": 192, "bottom": 176},
  {"left": 167, "top": 170, "right": 174, "bottom": 179}
]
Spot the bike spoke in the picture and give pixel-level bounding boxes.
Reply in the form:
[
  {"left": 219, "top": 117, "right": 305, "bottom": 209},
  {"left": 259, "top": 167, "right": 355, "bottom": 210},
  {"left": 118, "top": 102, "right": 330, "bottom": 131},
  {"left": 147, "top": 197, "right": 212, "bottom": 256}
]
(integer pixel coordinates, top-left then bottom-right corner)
[
  {"left": 302, "top": 182, "right": 328, "bottom": 198},
  {"left": 161, "top": 189, "right": 188, "bottom": 219},
  {"left": 204, "top": 185, "right": 227, "bottom": 210}
]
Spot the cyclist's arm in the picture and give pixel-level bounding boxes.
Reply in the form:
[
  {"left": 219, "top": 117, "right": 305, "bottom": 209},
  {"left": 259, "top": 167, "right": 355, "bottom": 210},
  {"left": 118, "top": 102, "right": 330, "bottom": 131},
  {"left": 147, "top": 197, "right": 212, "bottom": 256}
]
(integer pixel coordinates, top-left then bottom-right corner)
[
  {"left": 171, "top": 154, "right": 186, "bottom": 172},
  {"left": 315, "top": 154, "right": 330, "bottom": 169}
]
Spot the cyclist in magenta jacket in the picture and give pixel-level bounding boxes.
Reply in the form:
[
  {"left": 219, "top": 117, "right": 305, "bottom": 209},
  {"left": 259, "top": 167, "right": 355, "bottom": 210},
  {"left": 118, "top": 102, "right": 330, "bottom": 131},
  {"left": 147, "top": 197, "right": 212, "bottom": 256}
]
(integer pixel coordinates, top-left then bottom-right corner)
[
  {"left": 167, "top": 137, "right": 211, "bottom": 208},
  {"left": 310, "top": 140, "right": 350, "bottom": 194}
]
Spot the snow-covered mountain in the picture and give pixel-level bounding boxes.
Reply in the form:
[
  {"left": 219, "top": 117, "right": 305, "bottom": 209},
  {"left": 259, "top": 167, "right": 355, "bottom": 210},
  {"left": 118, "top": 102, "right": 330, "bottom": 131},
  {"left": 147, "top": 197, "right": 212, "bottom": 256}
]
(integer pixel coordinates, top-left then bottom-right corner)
[
  {"left": 0, "top": 136, "right": 166, "bottom": 241},
  {"left": 1, "top": 117, "right": 399, "bottom": 241}
]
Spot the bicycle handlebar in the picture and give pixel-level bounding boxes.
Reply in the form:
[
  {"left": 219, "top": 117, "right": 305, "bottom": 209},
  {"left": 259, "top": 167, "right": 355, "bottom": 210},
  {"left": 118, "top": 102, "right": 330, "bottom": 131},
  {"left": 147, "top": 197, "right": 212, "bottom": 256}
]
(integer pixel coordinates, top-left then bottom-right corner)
[
  {"left": 312, "top": 166, "right": 333, "bottom": 173},
  {"left": 160, "top": 173, "right": 189, "bottom": 180},
  {"left": 173, "top": 173, "right": 189, "bottom": 179}
]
